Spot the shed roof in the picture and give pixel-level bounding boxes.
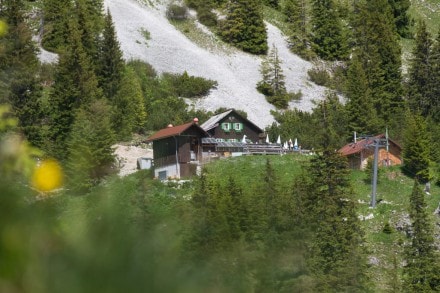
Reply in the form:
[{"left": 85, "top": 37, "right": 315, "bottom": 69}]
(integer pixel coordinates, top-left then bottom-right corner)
[
  {"left": 146, "top": 122, "right": 209, "bottom": 142},
  {"left": 339, "top": 134, "right": 401, "bottom": 156}
]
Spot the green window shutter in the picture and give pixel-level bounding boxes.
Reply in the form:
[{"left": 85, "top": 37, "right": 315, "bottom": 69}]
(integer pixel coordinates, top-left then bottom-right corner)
[{"left": 221, "top": 123, "right": 231, "bottom": 132}]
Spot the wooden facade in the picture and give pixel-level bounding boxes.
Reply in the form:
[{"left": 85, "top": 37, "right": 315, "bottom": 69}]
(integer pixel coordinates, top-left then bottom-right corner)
[
  {"left": 200, "top": 109, "right": 264, "bottom": 143},
  {"left": 339, "top": 134, "right": 402, "bottom": 170},
  {"left": 146, "top": 121, "right": 209, "bottom": 179}
]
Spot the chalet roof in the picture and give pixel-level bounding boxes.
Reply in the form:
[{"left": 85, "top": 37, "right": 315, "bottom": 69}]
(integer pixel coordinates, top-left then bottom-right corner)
[
  {"left": 339, "top": 134, "right": 401, "bottom": 156},
  {"left": 146, "top": 121, "right": 209, "bottom": 142},
  {"left": 200, "top": 109, "right": 263, "bottom": 133}
]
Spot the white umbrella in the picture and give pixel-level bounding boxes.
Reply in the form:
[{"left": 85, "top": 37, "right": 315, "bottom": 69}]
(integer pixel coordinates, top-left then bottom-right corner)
[
  {"left": 266, "top": 134, "right": 270, "bottom": 144},
  {"left": 242, "top": 134, "right": 247, "bottom": 143},
  {"left": 294, "top": 138, "right": 298, "bottom": 149},
  {"left": 283, "top": 141, "right": 288, "bottom": 150},
  {"left": 276, "top": 135, "right": 281, "bottom": 144}
]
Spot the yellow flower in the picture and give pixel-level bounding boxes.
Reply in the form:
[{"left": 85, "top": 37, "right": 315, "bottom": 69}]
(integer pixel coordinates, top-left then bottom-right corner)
[
  {"left": 32, "top": 159, "right": 63, "bottom": 192},
  {"left": 0, "top": 20, "right": 8, "bottom": 37}
]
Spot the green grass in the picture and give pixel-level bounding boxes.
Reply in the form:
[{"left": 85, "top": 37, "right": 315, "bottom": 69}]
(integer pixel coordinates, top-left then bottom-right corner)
[{"left": 203, "top": 155, "right": 440, "bottom": 291}]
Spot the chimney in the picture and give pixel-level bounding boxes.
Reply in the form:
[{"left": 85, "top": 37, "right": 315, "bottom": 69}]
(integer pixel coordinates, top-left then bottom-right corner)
[
  {"left": 354, "top": 131, "right": 357, "bottom": 143},
  {"left": 167, "top": 124, "right": 173, "bottom": 128},
  {"left": 193, "top": 117, "right": 199, "bottom": 124}
]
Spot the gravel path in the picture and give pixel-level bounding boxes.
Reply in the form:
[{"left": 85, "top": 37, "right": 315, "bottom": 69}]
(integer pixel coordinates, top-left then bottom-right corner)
[{"left": 104, "top": 0, "right": 327, "bottom": 128}]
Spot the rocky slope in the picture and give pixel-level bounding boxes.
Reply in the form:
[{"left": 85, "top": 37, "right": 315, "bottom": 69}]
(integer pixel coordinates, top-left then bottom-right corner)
[{"left": 104, "top": 0, "right": 327, "bottom": 128}]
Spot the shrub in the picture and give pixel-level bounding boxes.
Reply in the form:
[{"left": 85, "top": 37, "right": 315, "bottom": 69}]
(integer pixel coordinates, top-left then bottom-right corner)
[
  {"left": 166, "top": 3, "right": 188, "bottom": 20},
  {"left": 307, "top": 66, "right": 331, "bottom": 86},
  {"left": 162, "top": 71, "right": 218, "bottom": 98},
  {"left": 197, "top": 7, "right": 217, "bottom": 27},
  {"left": 383, "top": 222, "right": 393, "bottom": 234},
  {"left": 256, "top": 81, "right": 274, "bottom": 96}
]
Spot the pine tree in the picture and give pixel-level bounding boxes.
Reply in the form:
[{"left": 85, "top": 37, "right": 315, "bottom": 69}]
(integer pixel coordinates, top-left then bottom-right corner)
[
  {"left": 428, "top": 29, "right": 440, "bottom": 122},
  {"left": 75, "top": 0, "right": 104, "bottom": 66},
  {"left": 345, "top": 53, "right": 381, "bottom": 135},
  {"left": 304, "top": 150, "right": 369, "bottom": 292},
  {"left": 112, "top": 67, "right": 146, "bottom": 140},
  {"left": 407, "top": 21, "right": 433, "bottom": 117},
  {"left": 402, "top": 113, "right": 431, "bottom": 183},
  {"left": 48, "top": 18, "right": 103, "bottom": 159},
  {"left": 97, "top": 9, "right": 125, "bottom": 100},
  {"left": 403, "top": 181, "right": 440, "bottom": 291},
  {"left": 310, "top": 0, "right": 348, "bottom": 61},
  {"left": 41, "top": 0, "right": 73, "bottom": 52},
  {"left": 219, "top": 0, "right": 268, "bottom": 55},
  {"left": 388, "top": 0, "right": 412, "bottom": 38},
  {"left": 0, "top": 0, "right": 45, "bottom": 147},
  {"left": 352, "top": 0, "right": 403, "bottom": 125},
  {"left": 66, "top": 99, "right": 116, "bottom": 191},
  {"left": 283, "top": 0, "right": 310, "bottom": 59}
]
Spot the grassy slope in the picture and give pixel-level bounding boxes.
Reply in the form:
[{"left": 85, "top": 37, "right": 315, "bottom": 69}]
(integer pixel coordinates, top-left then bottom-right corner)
[{"left": 202, "top": 154, "right": 440, "bottom": 291}]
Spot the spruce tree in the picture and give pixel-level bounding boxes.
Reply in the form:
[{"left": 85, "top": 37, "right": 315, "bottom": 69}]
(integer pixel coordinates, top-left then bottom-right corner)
[
  {"left": 403, "top": 181, "right": 440, "bottom": 291},
  {"left": 0, "top": 0, "right": 45, "bottom": 147},
  {"left": 283, "top": 0, "right": 310, "bottom": 59},
  {"left": 345, "top": 53, "right": 381, "bottom": 135},
  {"left": 66, "top": 99, "right": 116, "bottom": 191},
  {"left": 407, "top": 21, "right": 433, "bottom": 117},
  {"left": 352, "top": 0, "right": 403, "bottom": 125},
  {"left": 112, "top": 67, "right": 146, "bottom": 140},
  {"left": 48, "top": 18, "right": 103, "bottom": 159},
  {"left": 428, "top": 29, "right": 440, "bottom": 122},
  {"left": 402, "top": 113, "right": 431, "bottom": 183},
  {"left": 310, "top": 0, "right": 348, "bottom": 61},
  {"left": 41, "top": 0, "right": 73, "bottom": 52},
  {"left": 98, "top": 9, "right": 125, "bottom": 100},
  {"left": 388, "top": 0, "right": 412, "bottom": 38},
  {"left": 304, "top": 150, "right": 369, "bottom": 292},
  {"left": 219, "top": 0, "right": 268, "bottom": 55}
]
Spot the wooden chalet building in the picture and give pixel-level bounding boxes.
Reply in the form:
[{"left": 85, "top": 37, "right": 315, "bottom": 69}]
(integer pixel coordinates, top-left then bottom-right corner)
[
  {"left": 146, "top": 119, "right": 209, "bottom": 180},
  {"left": 338, "top": 134, "right": 402, "bottom": 170},
  {"left": 200, "top": 109, "right": 264, "bottom": 143}
]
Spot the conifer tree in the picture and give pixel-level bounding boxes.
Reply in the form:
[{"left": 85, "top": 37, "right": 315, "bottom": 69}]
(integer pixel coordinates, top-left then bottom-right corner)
[
  {"left": 41, "top": 0, "right": 73, "bottom": 52},
  {"left": 345, "top": 53, "right": 380, "bottom": 135},
  {"left": 219, "top": 0, "right": 268, "bottom": 55},
  {"left": 407, "top": 21, "right": 433, "bottom": 117},
  {"left": 112, "top": 67, "right": 146, "bottom": 140},
  {"left": 66, "top": 99, "right": 116, "bottom": 191},
  {"left": 428, "top": 29, "right": 440, "bottom": 122},
  {"left": 310, "top": 0, "right": 348, "bottom": 60},
  {"left": 403, "top": 181, "right": 440, "bottom": 291},
  {"left": 283, "top": 0, "right": 310, "bottom": 59},
  {"left": 98, "top": 9, "right": 124, "bottom": 100},
  {"left": 75, "top": 0, "right": 104, "bottom": 65},
  {"left": 388, "top": 0, "right": 412, "bottom": 38},
  {"left": 304, "top": 150, "right": 369, "bottom": 292},
  {"left": 0, "top": 0, "right": 45, "bottom": 147},
  {"left": 352, "top": 0, "right": 403, "bottom": 125},
  {"left": 402, "top": 113, "right": 431, "bottom": 183},
  {"left": 48, "top": 18, "right": 103, "bottom": 159}
]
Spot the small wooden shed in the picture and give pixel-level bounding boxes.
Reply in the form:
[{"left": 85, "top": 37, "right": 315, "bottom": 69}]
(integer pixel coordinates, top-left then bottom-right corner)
[
  {"left": 338, "top": 134, "right": 402, "bottom": 170},
  {"left": 146, "top": 120, "right": 209, "bottom": 179}
]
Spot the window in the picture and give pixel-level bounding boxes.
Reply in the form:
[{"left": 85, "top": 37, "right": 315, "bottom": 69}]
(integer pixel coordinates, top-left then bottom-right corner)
[
  {"left": 216, "top": 138, "right": 225, "bottom": 142},
  {"left": 234, "top": 123, "right": 243, "bottom": 132},
  {"left": 221, "top": 122, "right": 231, "bottom": 132}
]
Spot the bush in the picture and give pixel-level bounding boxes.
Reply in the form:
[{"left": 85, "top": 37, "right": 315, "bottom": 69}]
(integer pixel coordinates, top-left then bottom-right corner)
[
  {"left": 197, "top": 7, "right": 217, "bottom": 27},
  {"left": 256, "top": 81, "right": 274, "bottom": 96},
  {"left": 162, "top": 71, "right": 218, "bottom": 98},
  {"left": 166, "top": 3, "right": 188, "bottom": 20},
  {"left": 307, "top": 66, "right": 331, "bottom": 86}
]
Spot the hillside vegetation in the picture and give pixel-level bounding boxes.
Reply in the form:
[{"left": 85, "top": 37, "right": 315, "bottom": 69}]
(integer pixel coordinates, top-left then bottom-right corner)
[
  {"left": 1, "top": 0, "right": 440, "bottom": 291},
  {"left": 1, "top": 154, "right": 439, "bottom": 291}
]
